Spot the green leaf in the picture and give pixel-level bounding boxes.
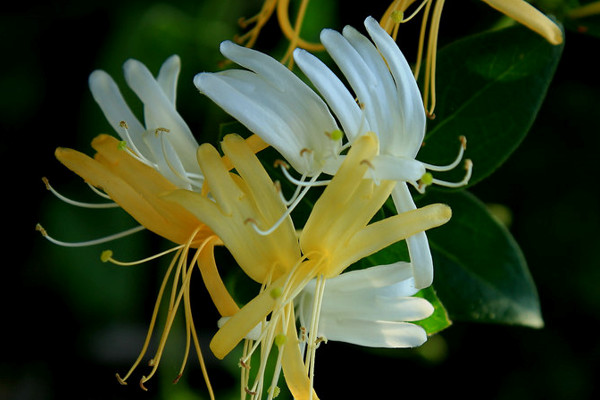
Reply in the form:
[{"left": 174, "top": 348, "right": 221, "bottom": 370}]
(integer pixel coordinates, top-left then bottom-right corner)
[
  {"left": 419, "top": 24, "right": 563, "bottom": 187},
  {"left": 414, "top": 286, "right": 452, "bottom": 336},
  {"left": 418, "top": 190, "right": 543, "bottom": 328}
]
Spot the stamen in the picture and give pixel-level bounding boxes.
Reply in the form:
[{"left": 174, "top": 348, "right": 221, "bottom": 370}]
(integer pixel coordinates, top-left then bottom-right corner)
[
  {"left": 402, "top": 0, "right": 431, "bottom": 23},
  {"left": 278, "top": 163, "right": 331, "bottom": 187},
  {"left": 156, "top": 127, "right": 204, "bottom": 189},
  {"left": 87, "top": 183, "right": 113, "bottom": 200},
  {"left": 423, "top": 0, "right": 445, "bottom": 118},
  {"left": 325, "top": 129, "right": 344, "bottom": 141},
  {"left": 431, "top": 159, "right": 473, "bottom": 188},
  {"left": 420, "top": 135, "right": 467, "bottom": 172},
  {"left": 117, "top": 121, "right": 159, "bottom": 169},
  {"left": 36, "top": 223, "right": 145, "bottom": 247},
  {"left": 101, "top": 244, "right": 184, "bottom": 266},
  {"left": 246, "top": 177, "right": 316, "bottom": 236},
  {"left": 42, "top": 177, "right": 119, "bottom": 209}
]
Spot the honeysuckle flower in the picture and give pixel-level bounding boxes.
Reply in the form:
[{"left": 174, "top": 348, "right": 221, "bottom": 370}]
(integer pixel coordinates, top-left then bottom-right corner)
[
  {"left": 37, "top": 56, "right": 251, "bottom": 396},
  {"left": 195, "top": 18, "right": 468, "bottom": 288},
  {"left": 169, "top": 132, "right": 452, "bottom": 399},
  {"left": 194, "top": 41, "right": 343, "bottom": 178},
  {"left": 88, "top": 54, "right": 202, "bottom": 190},
  {"left": 380, "top": 0, "right": 564, "bottom": 116},
  {"left": 295, "top": 16, "right": 448, "bottom": 288},
  {"left": 296, "top": 262, "right": 433, "bottom": 348}
]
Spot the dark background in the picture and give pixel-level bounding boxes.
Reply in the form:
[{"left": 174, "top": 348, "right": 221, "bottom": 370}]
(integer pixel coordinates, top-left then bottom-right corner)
[{"left": 2, "top": 0, "right": 599, "bottom": 399}]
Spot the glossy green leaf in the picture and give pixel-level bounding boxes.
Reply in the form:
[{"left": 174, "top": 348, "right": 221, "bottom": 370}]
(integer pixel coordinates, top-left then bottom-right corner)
[
  {"left": 414, "top": 286, "right": 452, "bottom": 336},
  {"left": 418, "top": 190, "right": 543, "bottom": 328},
  {"left": 418, "top": 24, "right": 563, "bottom": 187}
]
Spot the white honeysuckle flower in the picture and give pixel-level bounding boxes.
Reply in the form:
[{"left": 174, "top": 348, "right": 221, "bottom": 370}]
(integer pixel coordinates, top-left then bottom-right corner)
[
  {"left": 296, "top": 262, "right": 433, "bottom": 348},
  {"left": 294, "top": 16, "right": 471, "bottom": 288},
  {"left": 217, "top": 262, "right": 433, "bottom": 348},
  {"left": 194, "top": 17, "right": 469, "bottom": 287},
  {"left": 194, "top": 41, "right": 343, "bottom": 177},
  {"left": 89, "top": 55, "right": 202, "bottom": 190}
]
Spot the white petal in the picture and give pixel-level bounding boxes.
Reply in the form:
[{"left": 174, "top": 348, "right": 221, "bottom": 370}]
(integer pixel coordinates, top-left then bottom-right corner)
[
  {"left": 364, "top": 16, "right": 426, "bottom": 158},
  {"left": 319, "top": 291, "right": 433, "bottom": 322},
  {"left": 294, "top": 48, "right": 368, "bottom": 142},
  {"left": 88, "top": 70, "right": 149, "bottom": 154},
  {"left": 320, "top": 28, "right": 384, "bottom": 138},
  {"left": 156, "top": 54, "right": 181, "bottom": 105},
  {"left": 123, "top": 58, "right": 199, "bottom": 173},
  {"left": 196, "top": 44, "right": 342, "bottom": 176},
  {"left": 342, "top": 24, "right": 402, "bottom": 146},
  {"left": 194, "top": 72, "right": 308, "bottom": 171},
  {"left": 220, "top": 41, "right": 339, "bottom": 143},
  {"left": 370, "top": 154, "right": 426, "bottom": 182},
  {"left": 318, "top": 319, "right": 428, "bottom": 348},
  {"left": 322, "top": 262, "right": 414, "bottom": 292},
  {"left": 392, "top": 183, "right": 434, "bottom": 288}
]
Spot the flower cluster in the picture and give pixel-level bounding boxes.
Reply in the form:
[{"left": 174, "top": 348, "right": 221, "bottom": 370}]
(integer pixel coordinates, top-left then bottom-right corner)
[{"left": 39, "top": 15, "right": 482, "bottom": 400}]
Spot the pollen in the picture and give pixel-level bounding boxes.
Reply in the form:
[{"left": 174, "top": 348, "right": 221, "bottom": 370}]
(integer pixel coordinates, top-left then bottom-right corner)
[
  {"left": 274, "top": 333, "right": 287, "bottom": 347},
  {"left": 420, "top": 172, "right": 434, "bottom": 186},
  {"left": 270, "top": 286, "right": 283, "bottom": 299},
  {"left": 327, "top": 129, "right": 344, "bottom": 141},
  {"left": 391, "top": 10, "right": 404, "bottom": 23},
  {"left": 117, "top": 141, "right": 128, "bottom": 150}
]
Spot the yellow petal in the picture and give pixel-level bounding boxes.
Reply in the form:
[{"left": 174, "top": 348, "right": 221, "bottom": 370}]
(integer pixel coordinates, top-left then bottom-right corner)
[
  {"left": 197, "top": 236, "right": 240, "bottom": 317},
  {"left": 56, "top": 134, "right": 210, "bottom": 245},
  {"left": 300, "top": 133, "right": 380, "bottom": 254},
  {"left": 281, "top": 307, "right": 320, "bottom": 400},
  {"left": 332, "top": 203, "right": 452, "bottom": 273},
  {"left": 482, "top": 0, "right": 563, "bottom": 45}
]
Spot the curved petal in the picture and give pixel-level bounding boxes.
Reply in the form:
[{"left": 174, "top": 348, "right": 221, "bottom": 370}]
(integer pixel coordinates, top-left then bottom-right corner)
[
  {"left": 320, "top": 28, "right": 384, "bottom": 138},
  {"left": 392, "top": 183, "right": 435, "bottom": 288},
  {"left": 318, "top": 319, "right": 428, "bottom": 348},
  {"left": 88, "top": 69, "right": 149, "bottom": 155},
  {"left": 364, "top": 16, "right": 426, "bottom": 158},
  {"left": 370, "top": 154, "right": 426, "bottom": 182},
  {"left": 123, "top": 58, "right": 199, "bottom": 173},
  {"left": 156, "top": 54, "right": 180, "bottom": 105},
  {"left": 294, "top": 48, "right": 369, "bottom": 142}
]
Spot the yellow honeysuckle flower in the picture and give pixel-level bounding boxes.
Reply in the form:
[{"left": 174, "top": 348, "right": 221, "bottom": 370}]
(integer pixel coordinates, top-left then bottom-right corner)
[
  {"left": 43, "top": 134, "right": 240, "bottom": 396},
  {"left": 168, "top": 132, "right": 452, "bottom": 399},
  {"left": 36, "top": 55, "right": 264, "bottom": 396},
  {"left": 380, "top": 0, "right": 563, "bottom": 117}
]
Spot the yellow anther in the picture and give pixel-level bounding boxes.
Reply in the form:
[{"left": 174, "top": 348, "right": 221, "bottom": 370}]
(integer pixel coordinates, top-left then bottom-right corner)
[
  {"left": 100, "top": 250, "right": 113, "bottom": 263},
  {"left": 139, "top": 377, "right": 149, "bottom": 391},
  {"left": 119, "top": 120, "right": 129, "bottom": 129},
  {"left": 360, "top": 159, "right": 375, "bottom": 169},
  {"left": 41, "top": 177, "right": 51, "bottom": 190},
  {"left": 273, "top": 159, "right": 289, "bottom": 169},
  {"left": 115, "top": 373, "right": 127, "bottom": 385},
  {"left": 299, "top": 148, "right": 312, "bottom": 157},
  {"left": 155, "top": 127, "right": 170, "bottom": 136},
  {"left": 35, "top": 223, "right": 48, "bottom": 236},
  {"left": 459, "top": 135, "right": 467, "bottom": 149},
  {"left": 117, "top": 141, "right": 128, "bottom": 150}
]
